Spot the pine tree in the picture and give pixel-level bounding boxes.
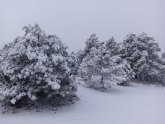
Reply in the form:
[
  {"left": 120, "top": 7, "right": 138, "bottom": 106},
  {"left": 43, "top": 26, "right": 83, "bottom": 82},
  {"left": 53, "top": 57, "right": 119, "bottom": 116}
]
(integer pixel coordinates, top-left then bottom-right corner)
[
  {"left": 78, "top": 35, "right": 134, "bottom": 90},
  {"left": 74, "top": 34, "right": 100, "bottom": 75},
  {"left": 0, "top": 24, "right": 77, "bottom": 108},
  {"left": 120, "top": 33, "right": 164, "bottom": 83},
  {"left": 85, "top": 34, "right": 99, "bottom": 53},
  {"left": 77, "top": 34, "right": 99, "bottom": 64}
]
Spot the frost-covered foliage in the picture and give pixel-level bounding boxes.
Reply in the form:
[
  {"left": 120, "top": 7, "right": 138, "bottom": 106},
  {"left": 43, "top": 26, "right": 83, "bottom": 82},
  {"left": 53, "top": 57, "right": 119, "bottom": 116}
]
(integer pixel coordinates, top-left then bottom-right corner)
[
  {"left": 120, "top": 33, "right": 165, "bottom": 84},
  {"left": 67, "top": 52, "right": 79, "bottom": 75},
  {"left": 162, "top": 52, "right": 165, "bottom": 59},
  {"left": 78, "top": 35, "right": 134, "bottom": 90},
  {"left": 0, "top": 24, "right": 77, "bottom": 108},
  {"left": 105, "top": 37, "right": 120, "bottom": 56},
  {"left": 158, "top": 53, "right": 165, "bottom": 86}
]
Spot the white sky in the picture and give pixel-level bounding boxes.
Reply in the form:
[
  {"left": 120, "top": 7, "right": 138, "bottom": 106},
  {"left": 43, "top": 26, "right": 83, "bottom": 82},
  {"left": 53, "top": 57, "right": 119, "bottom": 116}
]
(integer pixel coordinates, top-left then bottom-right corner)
[{"left": 0, "top": 0, "right": 164, "bottom": 52}]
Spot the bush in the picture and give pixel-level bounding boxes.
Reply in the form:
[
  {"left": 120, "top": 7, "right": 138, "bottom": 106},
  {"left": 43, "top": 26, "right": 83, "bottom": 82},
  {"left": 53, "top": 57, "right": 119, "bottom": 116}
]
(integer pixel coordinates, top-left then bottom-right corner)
[{"left": 0, "top": 24, "right": 77, "bottom": 108}]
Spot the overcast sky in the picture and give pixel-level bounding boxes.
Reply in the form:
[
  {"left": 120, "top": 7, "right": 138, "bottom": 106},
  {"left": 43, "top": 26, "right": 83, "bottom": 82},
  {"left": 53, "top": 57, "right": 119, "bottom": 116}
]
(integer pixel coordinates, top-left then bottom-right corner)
[{"left": 0, "top": 0, "right": 164, "bottom": 52}]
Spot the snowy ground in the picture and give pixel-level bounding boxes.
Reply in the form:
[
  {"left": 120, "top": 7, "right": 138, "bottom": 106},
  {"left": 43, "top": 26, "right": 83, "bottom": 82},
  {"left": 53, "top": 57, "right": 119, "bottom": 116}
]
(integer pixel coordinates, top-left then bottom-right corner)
[{"left": 0, "top": 82, "right": 165, "bottom": 124}]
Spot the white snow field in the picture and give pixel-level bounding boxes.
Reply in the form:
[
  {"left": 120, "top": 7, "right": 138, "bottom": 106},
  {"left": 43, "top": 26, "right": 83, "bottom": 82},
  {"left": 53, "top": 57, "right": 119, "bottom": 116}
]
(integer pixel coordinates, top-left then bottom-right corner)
[{"left": 0, "top": 83, "right": 165, "bottom": 124}]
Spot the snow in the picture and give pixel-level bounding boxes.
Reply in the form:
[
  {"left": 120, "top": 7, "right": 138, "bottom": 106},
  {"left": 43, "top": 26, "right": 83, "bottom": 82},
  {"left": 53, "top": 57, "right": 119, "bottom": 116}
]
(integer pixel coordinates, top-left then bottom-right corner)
[{"left": 0, "top": 83, "right": 165, "bottom": 124}]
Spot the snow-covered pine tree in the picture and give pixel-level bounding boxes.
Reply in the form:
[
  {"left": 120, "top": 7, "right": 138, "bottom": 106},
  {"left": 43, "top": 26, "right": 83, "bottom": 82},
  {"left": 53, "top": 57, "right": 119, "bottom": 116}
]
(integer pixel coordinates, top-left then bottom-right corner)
[
  {"left": 0, "top": 24, "right": 77, "bottom": 108},
  {"left": 78, "top": 34, "right": 99, "bottom": 63},
  {"left": 105, "top": 37, "right": 134, "bottom": 85},
  {"left": 78, "top": 35, "right": 134, "bottom": 90},
  {"left": 85, "top": 33, "right": 99, "bottom": 53},
  {"left": 120, "top": 33, "right": 164, "bottom": 84},
  {"left": 74, "top": 34, "right": 100, "bottom": 75}
]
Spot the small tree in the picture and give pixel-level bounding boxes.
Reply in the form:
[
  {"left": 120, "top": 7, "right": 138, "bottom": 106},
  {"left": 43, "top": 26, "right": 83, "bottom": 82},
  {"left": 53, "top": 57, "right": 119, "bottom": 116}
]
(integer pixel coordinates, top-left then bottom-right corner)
[
  {"left": 79, "top": 35, "right": 134, "bottom": 90},
  {"left": 77, "top": 34, "right": 99, "bottom": 63},
  {"left": 0, "top": 24, "right": 77, "bottom": 108},
  {"left": 74, "top": 34, "right": 100, "bottom": 75}
]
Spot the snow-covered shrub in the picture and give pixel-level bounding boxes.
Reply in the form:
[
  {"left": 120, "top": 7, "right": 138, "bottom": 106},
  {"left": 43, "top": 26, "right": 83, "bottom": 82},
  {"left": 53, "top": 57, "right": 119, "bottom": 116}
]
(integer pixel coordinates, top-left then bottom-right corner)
[
  {"left": 0, "top": 24, "right": 77, "bottom": 108},
  {"left": 78, "top": 35, "right": 134, "bottom": 90}
]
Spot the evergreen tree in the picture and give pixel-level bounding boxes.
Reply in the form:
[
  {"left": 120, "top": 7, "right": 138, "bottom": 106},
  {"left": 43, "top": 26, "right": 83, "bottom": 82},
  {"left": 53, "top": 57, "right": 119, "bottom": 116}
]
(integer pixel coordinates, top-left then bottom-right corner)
[
  {"left": 77, "top": 34, "right": 99, "bottom": 64},
  {"left": 0, "top": 24, "right": 77, "bottom": 108},
  {"left": 120, "top": 33, "right": 163, "bottom": 83},
  {"left": 79, "top": 35, "right": 134, "bottom": 90},
  {"left": 85, "top": 33, "right": 99, "bottom": 53}
]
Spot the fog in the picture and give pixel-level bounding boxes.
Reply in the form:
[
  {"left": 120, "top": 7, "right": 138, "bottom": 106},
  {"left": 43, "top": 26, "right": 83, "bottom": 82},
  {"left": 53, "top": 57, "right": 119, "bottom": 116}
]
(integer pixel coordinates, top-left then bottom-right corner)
[{"left": 0, "top": 0, "right": 164, "bottom": 52}]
